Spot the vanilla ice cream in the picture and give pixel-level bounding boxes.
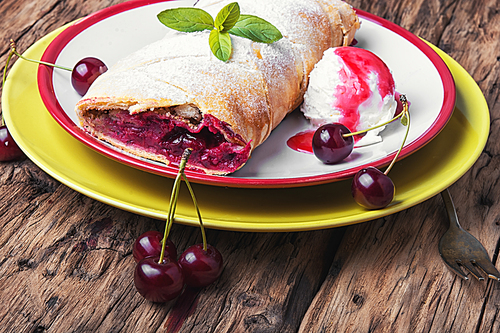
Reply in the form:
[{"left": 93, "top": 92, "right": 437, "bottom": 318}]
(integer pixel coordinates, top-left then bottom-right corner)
[{"left": 301, "top": 47, "right": 397, "bottom": 146}]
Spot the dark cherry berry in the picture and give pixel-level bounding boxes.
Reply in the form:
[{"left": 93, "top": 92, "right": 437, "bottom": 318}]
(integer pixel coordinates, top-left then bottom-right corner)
[
  {"left": 0, "top": 126, "right": 24, "bottom": 161},
  {"left": 133, "top": 230, "right": 177, "bottom": 263},
  {"left": 134, "top": 257, "right": 184, "bottom": 303},
  {"left": 312, "top": 123, "right": 354, "bottom": 164},
  {"left": 71, "top": 57, "right": 108, "bottom": 96},
  {"left": 351, "top": 166, "right": 395, "bottom": 209},
  {"left": 178, "top": 244, "right": 223, "bottom": 288}
]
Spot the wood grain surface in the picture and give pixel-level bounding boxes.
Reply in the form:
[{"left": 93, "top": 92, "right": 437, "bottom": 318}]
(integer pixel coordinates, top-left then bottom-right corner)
[{"left": 0, "top": 0, "right": 499, "bottom": 332}]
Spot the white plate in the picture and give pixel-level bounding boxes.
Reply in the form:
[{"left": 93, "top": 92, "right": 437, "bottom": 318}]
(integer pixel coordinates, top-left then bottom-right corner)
[{"left": 38, "top": 1, "right": 455, "bottom": 188}]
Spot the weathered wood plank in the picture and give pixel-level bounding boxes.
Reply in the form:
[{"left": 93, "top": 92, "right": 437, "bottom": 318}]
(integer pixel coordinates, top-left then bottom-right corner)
[
  {"left": 0, "top": 163, "right": 343, "bottom": 332},
  {"left": 441, "top": 1, "right": 500, "bottom": 330},
  {"left": 0, "top": 8, "right": 343, "bottom": 329},
  {"left": 299, "top": 197, "right": 491, "bottom": 332},
  {"left": 299, "top": 0, "right": 500, "bottom": 331},
  {"left": 1, "top": 0, "right": 499, "bottom": 332}
]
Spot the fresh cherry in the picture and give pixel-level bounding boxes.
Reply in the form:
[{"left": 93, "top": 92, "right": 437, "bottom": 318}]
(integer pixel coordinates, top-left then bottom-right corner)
[
  {"left": 134, "top": 257, "right": 184, "bottom": 303},
  {"left": 312, "top": 123, "right": 354, "bottom": 164},
  {"left": 133, "top": 230, "right": 177, "bottom": 263},
  {"left": 351, "top": 166, "right": 395, "bottom": 209},
  {"left": 0, "top": 126, "right": 24, "bottom": 161},
  {"left": 71, "top": 57, "right": 108, "bottom": 96},
  {"left": 133, "top": 149, "right": 223, "bottom": 302},
  {"left": 7, "top": 41, "right": 107, "bottom": 96},
  {"left": 179, "top": 243, "right": 223, "bottom": 288}
]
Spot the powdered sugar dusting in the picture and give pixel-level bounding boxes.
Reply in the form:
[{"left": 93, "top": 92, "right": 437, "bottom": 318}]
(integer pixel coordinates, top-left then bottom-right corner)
[{"left": 76, "top": 0, "right": 359, "bottom": 172}]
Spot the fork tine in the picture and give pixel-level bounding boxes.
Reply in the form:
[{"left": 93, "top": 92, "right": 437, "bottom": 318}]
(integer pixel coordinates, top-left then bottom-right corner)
[
  {"left": 441, "top": 258, "right": 469, "bottom": 280},
  {"left": 460, "top": 260, "right": 485, "bottom": 281},
  {"left": 439, "top": 189, "right": 500, "bottom": 282},
  {"left": 472, "top": 259, "right": 500, "bottom": 281}
]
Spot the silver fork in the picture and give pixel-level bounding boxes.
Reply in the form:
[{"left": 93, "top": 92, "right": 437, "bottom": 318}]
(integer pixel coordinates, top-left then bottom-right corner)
[{"left": 438, "top": 189, "right": 500, "bottom": 281}]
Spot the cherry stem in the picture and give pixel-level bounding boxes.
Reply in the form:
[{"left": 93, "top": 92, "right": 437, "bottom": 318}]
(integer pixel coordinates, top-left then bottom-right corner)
[
  {"left": 1, "top": 50, "right": 15, "bottom": 127},
  {"left": 343, "top": 107, "right": 405, "bottom": 138},
  {"left": 2, "top": 40, "right": 73, "bottom": 126},
  {"left": 182, "top": 173, "right": 207, "bottom": 252},
  {"left": 8, "top": 39, "right": 72, "bottom": 72},
  {"left": 384, "top": 95, "right": 410, "bottom": 176},
  {"left": 158, "top": 149, "right": 192, "bottom": 264}
]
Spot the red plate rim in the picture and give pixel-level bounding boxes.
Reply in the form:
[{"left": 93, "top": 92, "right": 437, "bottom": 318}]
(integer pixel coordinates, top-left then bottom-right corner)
[{"left": 37, "top": 1, "right": 456, "bottom": 188}]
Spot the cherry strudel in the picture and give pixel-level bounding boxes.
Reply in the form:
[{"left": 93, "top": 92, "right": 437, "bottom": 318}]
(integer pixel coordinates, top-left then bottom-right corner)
[{"left": 75, "top": 0, "right": 359, "bottom": 175}]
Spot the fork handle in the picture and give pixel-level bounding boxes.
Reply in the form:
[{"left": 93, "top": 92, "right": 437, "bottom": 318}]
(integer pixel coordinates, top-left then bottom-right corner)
[{"left": 441, "top": 189, "right": 462, "bottom": 230}]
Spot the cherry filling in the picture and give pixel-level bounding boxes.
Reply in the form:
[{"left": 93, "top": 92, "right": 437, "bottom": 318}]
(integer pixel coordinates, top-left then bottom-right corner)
[{"left": 85, "top": 109, "right": 251, "bottom": 173}]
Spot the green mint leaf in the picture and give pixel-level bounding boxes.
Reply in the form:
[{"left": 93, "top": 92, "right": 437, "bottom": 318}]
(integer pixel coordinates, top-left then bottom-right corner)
[
  {"left": 157, "top": 7, "right": 214, "bottom": 32},
  {"left": 229, "top": 15, "right": 283, "bottom": 43},
  {"left": 209, "top": 29, "right": 232, "bottom": 61},
  {"left": 214, "top": 2, "right": 240, "bottom": 32}
]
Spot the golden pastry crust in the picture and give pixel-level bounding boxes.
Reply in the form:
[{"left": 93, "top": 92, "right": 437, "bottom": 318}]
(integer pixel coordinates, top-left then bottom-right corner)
[{"left": 75, "top": 0, "right": 359, "bottom": 175}]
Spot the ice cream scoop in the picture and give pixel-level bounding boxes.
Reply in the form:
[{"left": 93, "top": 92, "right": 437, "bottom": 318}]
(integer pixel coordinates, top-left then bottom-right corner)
[{"left": 301, "top": 46, "right": 397, "bottom": 146}]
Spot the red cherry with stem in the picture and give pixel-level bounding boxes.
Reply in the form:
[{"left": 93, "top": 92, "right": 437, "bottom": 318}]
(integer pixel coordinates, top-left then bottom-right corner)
[
  {"left": 179, "top": 243, "right": 223, "bottom": 288},
  {"left": 351, "top": 166, "right": 395, "bottom": 209},
  {"left": 312, "top": 123, "right": 354, "bottom": 164},
  {"left": 6, "top": 40, "right": 107, "bottom": 96},
  {"left": 310, "top": 99, "right": 410, "bottom": 165},
  {"left": 179, "top": 150, "right": 224, "bottom": 288},
  {"left": 132, "top": 230, "right": 177, "bottom": 263},
  {"left": 134, "top": 257, "right": 184, "bottom": 303},
  {"left": 71, "top": 57, "right": 108, "bottom": 96},
  {"left": 133, "top": 149, "right": 192, "bottom": 302},
  {"left": 351, "top": 94, "right": 410, "bottom": 210},
  {"left": 0, "top": 126, "right": 24, "bottom": 161}
]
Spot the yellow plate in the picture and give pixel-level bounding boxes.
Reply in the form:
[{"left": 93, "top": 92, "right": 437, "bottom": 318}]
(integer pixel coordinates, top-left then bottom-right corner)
[{"left": 3, "top": 26, "right": 489, "bottom": 231}]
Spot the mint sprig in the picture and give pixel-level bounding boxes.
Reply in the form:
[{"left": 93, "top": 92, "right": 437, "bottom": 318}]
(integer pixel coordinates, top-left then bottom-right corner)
[
  {"left": 209, "top": 30, "right": 232, "bottom": 62},
  {"left": 214, "top": 2, "right": 240, "bottom": 32},
  {"left": 229, "top": 15, "right": 283, "bottom": 44},
  {"left": 157, "top": 7, "right": 214, "bottom": 32},
  {"left": 157, "top": 2, "right": 283, "bottom": 61}
]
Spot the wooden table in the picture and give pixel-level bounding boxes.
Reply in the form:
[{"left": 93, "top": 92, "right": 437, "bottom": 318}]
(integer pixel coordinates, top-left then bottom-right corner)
[{"left": 1, "top": 0, "right": 499, "bottom": 332}]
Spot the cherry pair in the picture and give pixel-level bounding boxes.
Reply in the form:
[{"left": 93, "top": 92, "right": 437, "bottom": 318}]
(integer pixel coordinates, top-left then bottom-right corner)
[
  {"left": 133, "top": 231, "right": 223, "bottom": 302},
  {"left": 312, "top": 95, "right": 410, "bottom": 209},
  {"left": 132, "top": 149, "right": 223, "bottom": 303}
]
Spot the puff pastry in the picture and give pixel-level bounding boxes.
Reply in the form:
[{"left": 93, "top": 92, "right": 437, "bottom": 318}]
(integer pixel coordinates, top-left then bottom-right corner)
[{"left": 75, "top": 0, "right": 359, "bottom": 175}]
